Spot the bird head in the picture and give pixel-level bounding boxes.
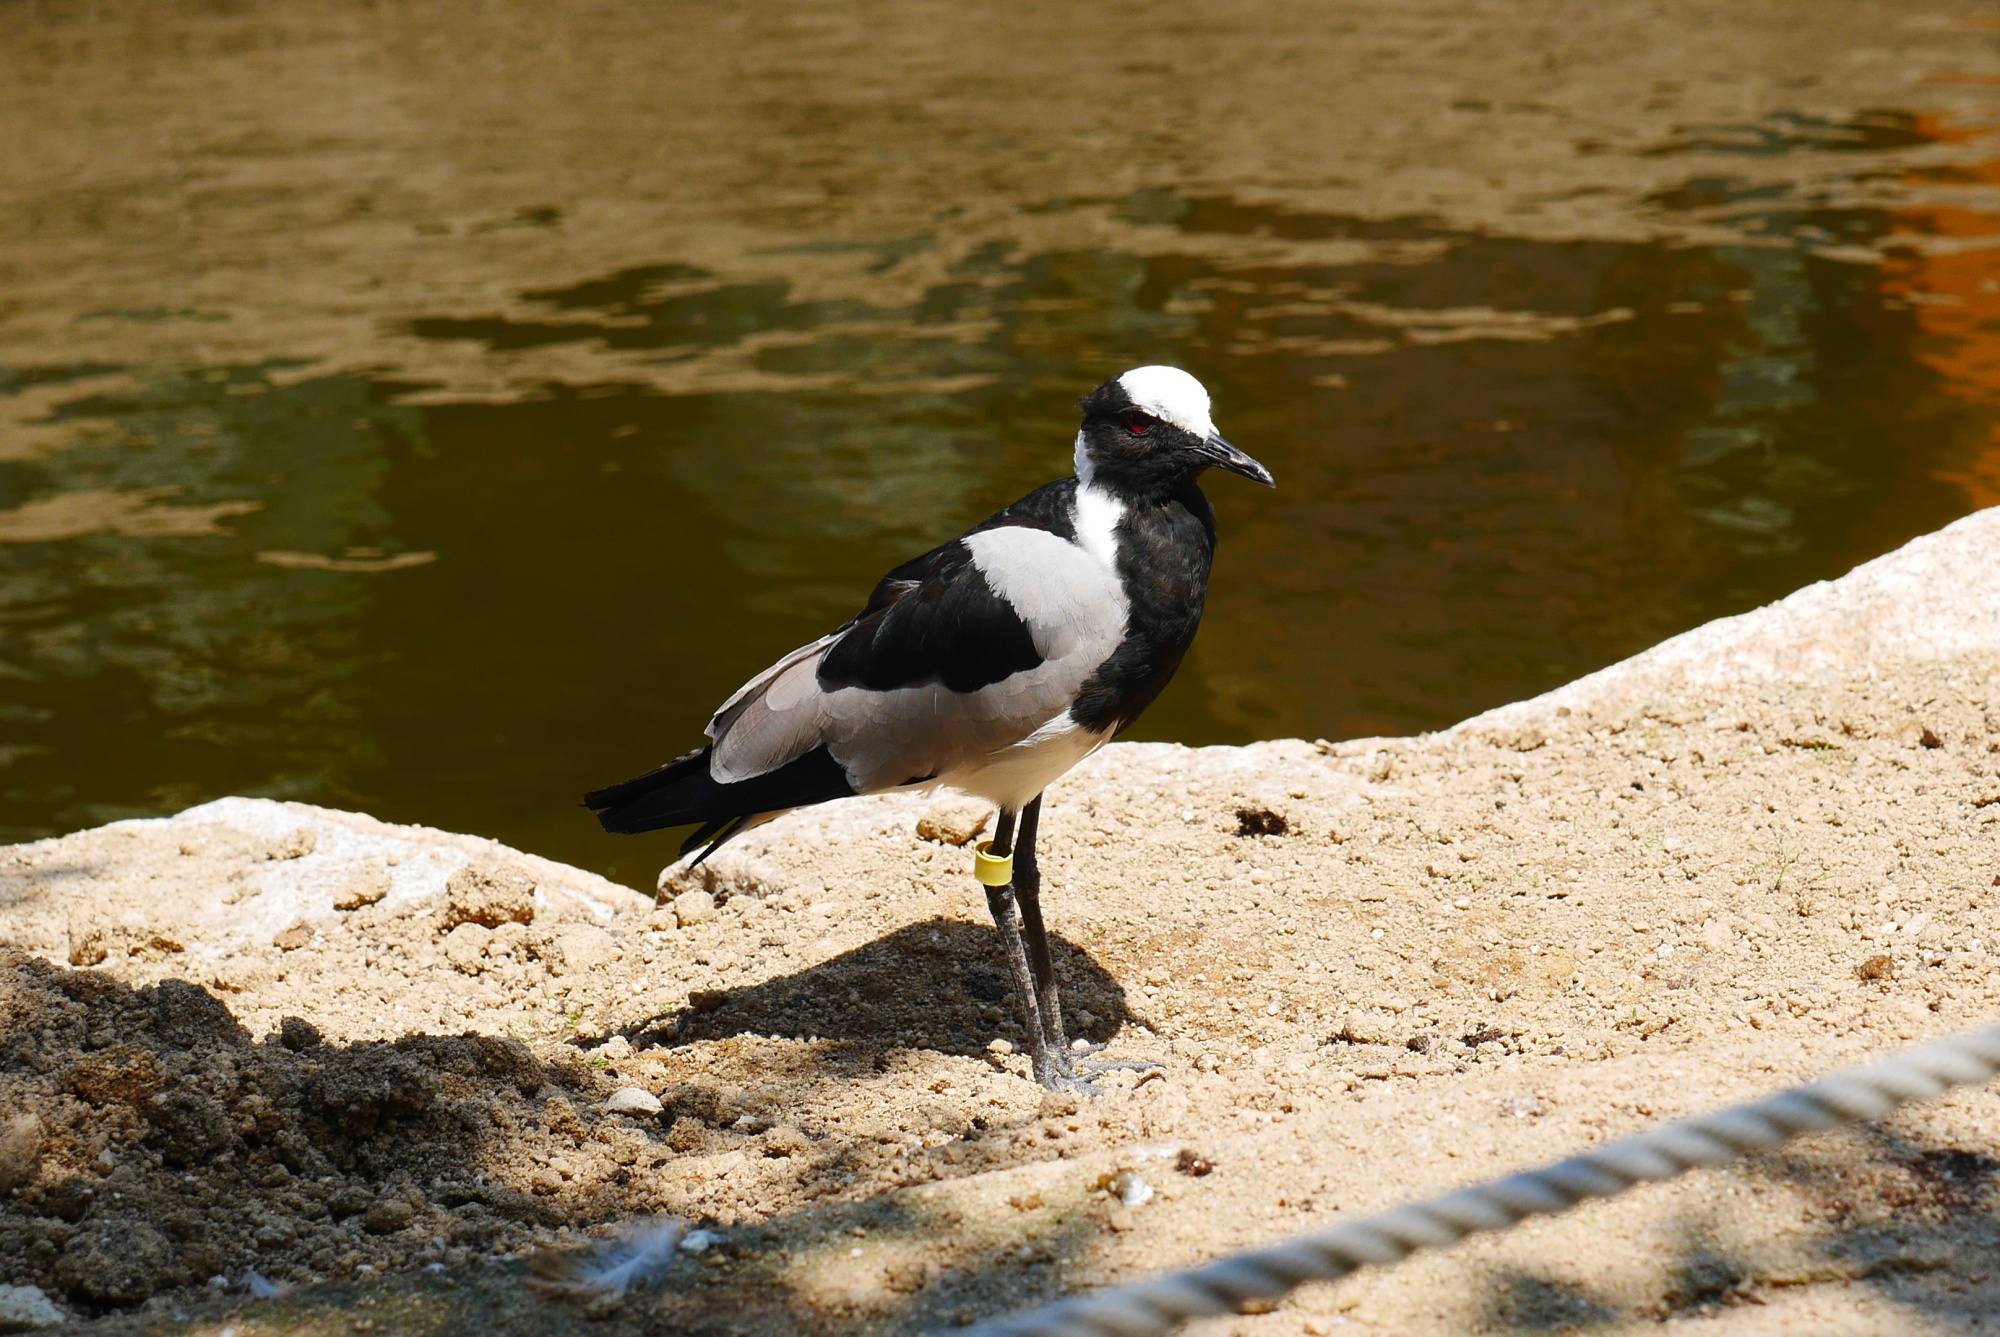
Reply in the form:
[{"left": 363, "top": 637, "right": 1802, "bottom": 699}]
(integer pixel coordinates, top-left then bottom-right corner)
[{"left": 1074, "top": 366, "right": 1274, "bottom": 498}]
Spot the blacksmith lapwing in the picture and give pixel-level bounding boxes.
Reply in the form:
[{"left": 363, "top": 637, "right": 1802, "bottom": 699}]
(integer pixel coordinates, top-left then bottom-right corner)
[{"left": 586, "top": 367, "right": 1273, "bottom": 1091}]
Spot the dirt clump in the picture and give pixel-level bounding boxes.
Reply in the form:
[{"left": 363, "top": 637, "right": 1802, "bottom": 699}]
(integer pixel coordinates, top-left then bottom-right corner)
[
  {"left": 0, "top": 950, "right": 679, "bottom": 1320},
  {"left": 441, "top": 865, "right": 539, "bottom": 932}
]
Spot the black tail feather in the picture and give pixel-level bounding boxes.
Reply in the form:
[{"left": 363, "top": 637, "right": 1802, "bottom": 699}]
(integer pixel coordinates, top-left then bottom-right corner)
[
  {"left": 684, "top": 815, "right": 752, "bottom": 864},
  {"left": 583, "top": 744, "right": 857, "bottom": 848},
  {"left": 583, "top": 748, "right": 712, "bottom": 833}
]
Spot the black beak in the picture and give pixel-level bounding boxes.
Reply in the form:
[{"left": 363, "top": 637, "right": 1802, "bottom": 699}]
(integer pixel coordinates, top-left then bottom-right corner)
[{"left": 1199, "top": 433, "right": 1275, "bottom": 487}]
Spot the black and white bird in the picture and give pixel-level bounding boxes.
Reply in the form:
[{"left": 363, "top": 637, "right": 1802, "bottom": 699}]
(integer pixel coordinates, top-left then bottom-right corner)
[{"left": 586, "top": 366, "right": 1272, "bottom": 1091}]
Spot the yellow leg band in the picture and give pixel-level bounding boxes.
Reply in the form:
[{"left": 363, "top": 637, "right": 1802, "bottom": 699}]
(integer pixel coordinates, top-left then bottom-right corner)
[{"left": 974, "top": 842, "right": 1015, "bottom": 887}]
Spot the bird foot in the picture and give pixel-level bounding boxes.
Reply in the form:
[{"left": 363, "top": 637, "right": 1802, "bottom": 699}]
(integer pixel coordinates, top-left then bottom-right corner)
[
  {"left": 1037, "top": 1063, "right": 1164, "bottom": 1097},
  {"left": 1035, "top": 1041, "right": 1164, "bottom": 1094},
  {"left": 1059, "top": 1036, "right": 1161, "bottom": 1070},
  {"left": 1076, "top": 1056, "right": 1165, "bottom": 1085}
]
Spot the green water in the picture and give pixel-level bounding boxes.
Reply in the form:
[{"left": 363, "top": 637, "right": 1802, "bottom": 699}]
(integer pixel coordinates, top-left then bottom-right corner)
[{"left": 3, "top": 54, "right": 1997, "bottom": 886}]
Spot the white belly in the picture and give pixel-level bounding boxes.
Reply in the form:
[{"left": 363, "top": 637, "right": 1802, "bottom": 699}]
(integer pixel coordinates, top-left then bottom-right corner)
[{"left": 936, "top": 711, "right": 1109, "bottom": 813}]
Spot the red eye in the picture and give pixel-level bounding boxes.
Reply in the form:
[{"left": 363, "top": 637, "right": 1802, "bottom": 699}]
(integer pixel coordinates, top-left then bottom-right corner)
[{"left": 1123, "top": 412, "right": 1153, "bottom": 435}]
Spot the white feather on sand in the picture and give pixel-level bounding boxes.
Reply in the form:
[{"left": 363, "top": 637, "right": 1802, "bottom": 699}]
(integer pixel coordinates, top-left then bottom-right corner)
[{"left": 530, "top": 1217, "right": 687, "bottom": 1296}]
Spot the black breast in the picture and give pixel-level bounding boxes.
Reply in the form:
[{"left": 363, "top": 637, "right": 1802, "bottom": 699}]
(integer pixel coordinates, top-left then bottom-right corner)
[{"left": 1069, "top": 483, "right": 1216, "bottom": 734}]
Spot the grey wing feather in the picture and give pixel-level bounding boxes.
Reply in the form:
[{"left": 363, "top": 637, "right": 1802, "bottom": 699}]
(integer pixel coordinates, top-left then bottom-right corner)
[{"left": 706, "top": 526, "right": 1127, "bottom": 794}]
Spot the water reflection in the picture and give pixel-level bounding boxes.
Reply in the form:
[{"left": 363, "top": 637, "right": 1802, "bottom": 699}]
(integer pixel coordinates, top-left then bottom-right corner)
[
  {"left": 1882, "top": 117, "right": 2000, "bottom": 511},
  {"left": 3, "top": 109, "right": 2000, "bottom": 880},
  {"left": 0, "top": 368, "right": 425, "bottom": 835}
]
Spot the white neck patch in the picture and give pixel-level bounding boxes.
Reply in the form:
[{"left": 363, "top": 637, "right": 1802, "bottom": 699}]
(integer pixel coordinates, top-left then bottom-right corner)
[
  {"left": 1117, "top": 365, "right": 1216, "bottom": 439},
  {"left": 1072, "top": 482, "right": 1125, "bottom": 571}
]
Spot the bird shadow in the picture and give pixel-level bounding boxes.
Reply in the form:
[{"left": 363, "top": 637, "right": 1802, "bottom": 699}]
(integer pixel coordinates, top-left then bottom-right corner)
[{"left": 624, "top": 916, "right": 1139, "bottom": 1062}]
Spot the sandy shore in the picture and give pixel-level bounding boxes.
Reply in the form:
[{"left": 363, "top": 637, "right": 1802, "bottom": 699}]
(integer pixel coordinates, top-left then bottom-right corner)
[{"left": 0, "top": 509, "right": 1997, "bottom": 1334}]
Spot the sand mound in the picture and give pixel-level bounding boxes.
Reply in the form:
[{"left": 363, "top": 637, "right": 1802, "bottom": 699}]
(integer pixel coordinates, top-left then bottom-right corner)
[{"left": 0, "top": 797, "right": 645, "bottom": 971}]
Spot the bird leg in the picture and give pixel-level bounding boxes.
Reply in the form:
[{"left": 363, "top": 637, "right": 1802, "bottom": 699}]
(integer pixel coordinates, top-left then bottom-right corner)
[
  {"left": 1011, "top": 797, "right": 1076, "bottom": 1076},
  {"left": 1013, "top": 795, "right": 1161, "bottom": 1090},
  {"left": 980, "top": 811, "right": 1062, "bottom": 1090}
]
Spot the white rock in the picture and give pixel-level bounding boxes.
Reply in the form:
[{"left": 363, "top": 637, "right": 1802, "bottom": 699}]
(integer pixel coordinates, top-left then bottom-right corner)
[
  {"left": 603, "top": 1087, "right": 663, "bottom": 1115},
  {"left": 679, "top": 1228, "right": 721, "bottom": 1254},
  {"left": 0, "top": 1284, "right": 64, "bottom": 1332}
]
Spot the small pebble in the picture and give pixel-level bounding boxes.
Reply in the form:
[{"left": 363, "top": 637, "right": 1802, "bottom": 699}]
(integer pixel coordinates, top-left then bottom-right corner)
[
  {"left": 333, "top": 863, "right": 391, "bottom": 911},
  {"left": 0, "top": 1115, "right": 44, "bottom": 1195},
  {"left": 673, "top": 890, "right": 717, "bottom": 927},
  {"left": 916, "top": 797, "right": 991, "bottom": 846},
  {"left": 277, "top": 1017, "right": 322, "bottom": 1051},
  {"left": 603, "top": 1087, "right": 663, "bottom": 1115},
  {"left": 1175, "top": 1149, "right": 1215, "bottom": 1176},
  {"left": 0, "top": 1283, "right": 64, "bottom": 1331},
  {"left": 1339, "top": 1010, "right": 1393, "bottom": 1045},
  {"left": 1112, "top": 1170, "right": 1153, "bottom": 1207},
  {"left": 363, "top": 1199, "right": 414, "bottom": 1235}
]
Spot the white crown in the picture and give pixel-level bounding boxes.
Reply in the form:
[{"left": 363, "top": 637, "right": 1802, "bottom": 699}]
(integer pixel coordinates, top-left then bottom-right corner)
[{"left": 1117, "top": 366, "right": 1216, "bottom": 439}]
